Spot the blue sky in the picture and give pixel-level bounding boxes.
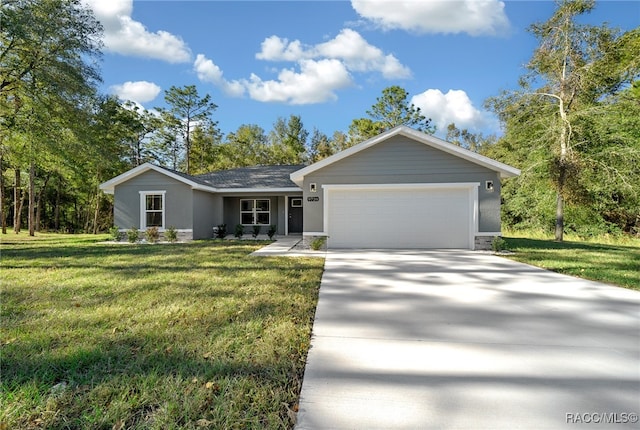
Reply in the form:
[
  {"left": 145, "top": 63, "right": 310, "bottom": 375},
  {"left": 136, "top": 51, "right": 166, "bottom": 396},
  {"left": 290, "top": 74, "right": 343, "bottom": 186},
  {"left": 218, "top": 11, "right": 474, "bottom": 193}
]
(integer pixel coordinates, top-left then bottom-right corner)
[{"left": 84, "top": 0, "right": 640, "bottom": 139}]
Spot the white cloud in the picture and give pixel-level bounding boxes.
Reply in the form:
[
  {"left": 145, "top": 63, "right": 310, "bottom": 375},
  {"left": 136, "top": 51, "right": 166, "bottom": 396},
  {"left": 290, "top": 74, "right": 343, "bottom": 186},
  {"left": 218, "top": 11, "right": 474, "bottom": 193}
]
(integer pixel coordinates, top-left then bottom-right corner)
[
  {"left": 82, "top": 0, "right": 191, "bottom": 63},
  {"left": 254, "top": 29, "right": 411, "bottom": 79},
  {"left": 193, "top": 54, "right": 245, "bottom": 97},
  {"left": 315, "top": 29, "right": 411, "bottom": 78},
  {"left": 194, "top": 54, "right": 352, "bottom": 105},
  {"left": 256, "top": 36, "right": 306, "bottom": 62},
  {"left": 196, "top": 28, "right": 403, "bottom": 105},
  {"left": 110, "top": 80, "right": 161, "bottom": 104},
  {"left": 243, "top": 59, "right": 353, "bottom": 105},
  {"left": 411, "top": 89, "right": 497, "bottom": 133},
  {"left": 351, "top": 0, "right": 510, "bottom": 36}
]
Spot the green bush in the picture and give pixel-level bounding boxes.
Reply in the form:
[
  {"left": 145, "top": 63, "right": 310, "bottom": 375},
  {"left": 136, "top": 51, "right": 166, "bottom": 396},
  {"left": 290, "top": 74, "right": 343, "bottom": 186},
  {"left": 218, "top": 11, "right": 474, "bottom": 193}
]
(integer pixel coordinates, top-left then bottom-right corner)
[
  {"left": 165, "top": 226, "right": 178, "bottom": 243},
  {"left": 267, "top": 224, "right": 277, "bottom": 239},
  {"left": 234, "top": 224, "right": 244, "bottom": 239},
  {"left": 492, "top": 236, "right": 507, "bottom": 252},
  {"left": 109, "top": 226, "right": 121, "bottom": 241},
  {"left": 145, "top": 227, "right": 160, "bottom": 243},
  {"left": 252, "top": 225, "right": 261, "bottom": 238},
  {"left": 126, "top": 227, "right": 139, "bottom": 243},
  {"left": 216, "top": 224, "right": 227, "bottom": 239},
  {"left": 310, "top": 236, "right": 326, "bottom": 251}
]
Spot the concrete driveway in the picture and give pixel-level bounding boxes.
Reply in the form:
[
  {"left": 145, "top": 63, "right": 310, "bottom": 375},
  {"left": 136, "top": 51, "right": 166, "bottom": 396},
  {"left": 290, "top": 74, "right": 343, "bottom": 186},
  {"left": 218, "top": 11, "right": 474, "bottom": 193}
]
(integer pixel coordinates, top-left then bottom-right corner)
[{"left": 295, "top": 250, "right": 640, "bottom": 429}]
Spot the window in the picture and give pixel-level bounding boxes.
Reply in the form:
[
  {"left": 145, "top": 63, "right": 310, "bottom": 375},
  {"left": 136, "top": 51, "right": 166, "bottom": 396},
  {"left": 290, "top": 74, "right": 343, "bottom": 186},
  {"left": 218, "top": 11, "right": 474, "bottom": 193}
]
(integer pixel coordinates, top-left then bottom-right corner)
[
  {"left": 140, "top": 191, "right": 165, "bottom": 229},
  {"left": 291, "top": 198, "right": 302, "bottom": 207},
  {"left": 240, "top": 199, "right": 270, "bottom": 225}
]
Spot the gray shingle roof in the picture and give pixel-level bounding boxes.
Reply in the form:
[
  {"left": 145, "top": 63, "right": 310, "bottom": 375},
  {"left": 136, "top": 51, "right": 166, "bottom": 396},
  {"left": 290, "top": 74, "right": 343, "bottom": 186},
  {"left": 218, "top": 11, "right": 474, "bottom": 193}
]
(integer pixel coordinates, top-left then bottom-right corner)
[
  {"left": 195, "top": 165, "right": 304, "bottom": 189},
  {"left": 162, "top": 166, "right": 214, "bottom": 188}
]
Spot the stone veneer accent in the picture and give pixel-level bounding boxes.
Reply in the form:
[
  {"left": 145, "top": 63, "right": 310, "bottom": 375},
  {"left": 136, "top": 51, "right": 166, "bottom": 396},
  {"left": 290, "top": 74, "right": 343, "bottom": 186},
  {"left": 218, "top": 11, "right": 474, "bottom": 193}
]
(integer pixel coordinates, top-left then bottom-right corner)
[{"left": 475, "top": 235, "right": 498, "bottom": 251}]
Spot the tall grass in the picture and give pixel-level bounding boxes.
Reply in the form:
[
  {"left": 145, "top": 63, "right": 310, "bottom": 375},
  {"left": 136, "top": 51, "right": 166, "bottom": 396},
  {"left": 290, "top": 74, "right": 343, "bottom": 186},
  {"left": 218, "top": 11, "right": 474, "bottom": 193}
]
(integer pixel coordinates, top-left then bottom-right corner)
[{"left": 1, "top": 233, "right": 324, "bottom": 429}]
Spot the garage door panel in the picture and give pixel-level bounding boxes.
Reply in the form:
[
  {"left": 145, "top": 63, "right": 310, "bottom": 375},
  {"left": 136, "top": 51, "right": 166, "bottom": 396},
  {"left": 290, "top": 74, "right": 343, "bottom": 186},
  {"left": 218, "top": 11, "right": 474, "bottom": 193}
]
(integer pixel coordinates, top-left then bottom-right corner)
[{"left": 327, "top": 187, "right": 471, "bottom": 249}]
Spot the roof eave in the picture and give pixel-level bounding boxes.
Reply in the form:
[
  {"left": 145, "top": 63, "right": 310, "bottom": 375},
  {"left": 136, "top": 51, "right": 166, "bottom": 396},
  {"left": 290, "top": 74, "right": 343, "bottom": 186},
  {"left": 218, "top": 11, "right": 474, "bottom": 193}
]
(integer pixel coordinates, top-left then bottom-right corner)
[{"left": 215, "top": 187, "right": 302, "bottom": 193}]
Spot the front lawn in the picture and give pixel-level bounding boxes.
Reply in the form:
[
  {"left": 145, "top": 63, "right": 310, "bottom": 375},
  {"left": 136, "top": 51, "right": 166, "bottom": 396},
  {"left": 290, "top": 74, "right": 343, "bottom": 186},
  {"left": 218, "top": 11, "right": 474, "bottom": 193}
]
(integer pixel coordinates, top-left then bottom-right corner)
[
  {"left": 502, "top": 231, "right": 640, "bottom": 290},
  {"left": 0, "top": 234, "right": 324, "bottom": 429}
]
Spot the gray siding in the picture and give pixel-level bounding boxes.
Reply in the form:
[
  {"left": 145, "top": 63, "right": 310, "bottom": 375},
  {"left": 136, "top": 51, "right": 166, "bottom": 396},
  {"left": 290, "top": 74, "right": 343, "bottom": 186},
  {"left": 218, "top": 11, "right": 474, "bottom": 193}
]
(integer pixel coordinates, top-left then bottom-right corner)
[
  {"left": 303, "top": 136, "right": 502, "bottom": 233},
  {"left": 114, "top": 170, "right": 193, "bottom": 231},
  {"left": 193, "top": 191, "right": 223, "bottom": 239}
]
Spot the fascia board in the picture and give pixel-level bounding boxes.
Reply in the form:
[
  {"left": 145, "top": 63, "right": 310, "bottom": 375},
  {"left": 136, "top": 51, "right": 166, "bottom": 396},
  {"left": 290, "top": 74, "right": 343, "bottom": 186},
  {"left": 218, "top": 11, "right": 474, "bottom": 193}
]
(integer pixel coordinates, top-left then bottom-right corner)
[{"left": 214, "top": 187, "right": 302, "bottom": 194}]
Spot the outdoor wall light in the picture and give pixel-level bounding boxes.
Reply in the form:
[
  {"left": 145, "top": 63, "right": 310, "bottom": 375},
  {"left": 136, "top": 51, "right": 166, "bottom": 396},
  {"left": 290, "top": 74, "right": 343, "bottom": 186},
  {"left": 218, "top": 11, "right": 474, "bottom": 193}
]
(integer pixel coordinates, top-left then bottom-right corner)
[
  {"left": 310, "top": 183, "right": 317, "bottom": 192},
  {"left": 486, "top": 180, "right": 494, "bottom": 191}
]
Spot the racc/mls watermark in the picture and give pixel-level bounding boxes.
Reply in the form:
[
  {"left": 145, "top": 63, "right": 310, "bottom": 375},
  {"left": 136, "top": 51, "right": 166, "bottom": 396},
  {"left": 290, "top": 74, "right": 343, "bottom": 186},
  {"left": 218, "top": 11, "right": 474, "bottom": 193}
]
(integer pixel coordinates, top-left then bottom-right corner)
[{"left": 566, "top": 412, "right": 638, "bottom": 424}]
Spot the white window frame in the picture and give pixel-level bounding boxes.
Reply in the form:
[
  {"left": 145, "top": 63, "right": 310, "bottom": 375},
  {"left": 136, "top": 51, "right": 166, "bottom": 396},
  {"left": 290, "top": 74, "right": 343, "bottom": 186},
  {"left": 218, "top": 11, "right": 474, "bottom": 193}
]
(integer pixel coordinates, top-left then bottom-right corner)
[
  {"left": 139, "top": 191, "right": 166, "bottom": 230},
  {"left": 240, "top": 199, "right": 271, "bottom": 225},
  {"left": 291, "top": 198, "right": 303, "bottom": 208}
]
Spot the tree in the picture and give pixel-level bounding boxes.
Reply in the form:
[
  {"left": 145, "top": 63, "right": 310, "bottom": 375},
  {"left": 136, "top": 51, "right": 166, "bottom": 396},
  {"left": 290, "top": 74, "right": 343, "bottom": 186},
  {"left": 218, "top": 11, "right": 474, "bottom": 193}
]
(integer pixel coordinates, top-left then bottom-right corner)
[
  {"left": 308, "top": 129, "right": 332, "bottom": 162},
  {"left": 348, "top": 86, "right": 434, "bottom": 145},
  {"left": 571, "top": 81, "right": 640, "bottom": 235},
  {"left": 445, "top": 123, "right": 496, "bottom": 153},
  {"left": 367, "top": 86, "right": 433, "bottom": 132},
  {"left": 268, "top": 115, "right": 308, "bottom": 164},
  {"left": 308, "top": 129, "right": 350, "bottom": 162},
  {"left": 120, "top": 101, "right": 162, "bottom": 167},
  {"left": 222, "top": 124, "right": 270, "bottom": 169},
  {"left": 1, "top": 0, "right": 103, "bottom": 235},
  {"left": 487, "top": 0, "right": 638, "bottom": 240},
  {"left": 160, "top": 85, "right": 217, "bottom": 174},
  {"left": 189, "top": 123, "right": 223, "bottom": 175},
  {"left": 347, "top": 118, "right": 382, "bottom": 146},
  {"left": 154, "top": 110, "right": 183, "bottom": 170}
]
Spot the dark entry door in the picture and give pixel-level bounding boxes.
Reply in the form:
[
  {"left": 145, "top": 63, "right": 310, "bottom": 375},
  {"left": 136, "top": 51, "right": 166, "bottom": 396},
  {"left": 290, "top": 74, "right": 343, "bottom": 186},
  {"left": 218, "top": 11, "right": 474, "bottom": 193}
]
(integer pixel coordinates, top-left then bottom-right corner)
[{"left": 288, "top": 197, "right": 303, "bottom": 233}]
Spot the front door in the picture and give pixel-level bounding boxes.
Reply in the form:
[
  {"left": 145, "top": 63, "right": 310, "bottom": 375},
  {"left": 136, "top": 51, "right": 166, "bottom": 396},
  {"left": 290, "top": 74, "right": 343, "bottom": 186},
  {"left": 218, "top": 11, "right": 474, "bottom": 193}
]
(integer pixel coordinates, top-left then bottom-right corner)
[{"left": 288, "top": 197, "right": 303, "bottom": 234}]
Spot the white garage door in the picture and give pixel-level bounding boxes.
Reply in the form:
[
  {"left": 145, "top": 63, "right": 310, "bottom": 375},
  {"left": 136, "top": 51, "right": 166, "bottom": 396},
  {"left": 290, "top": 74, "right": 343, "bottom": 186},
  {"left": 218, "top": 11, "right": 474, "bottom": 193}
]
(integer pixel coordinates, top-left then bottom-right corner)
[{"left": 327, "top": 185, "right": 473, "bottom": 249}]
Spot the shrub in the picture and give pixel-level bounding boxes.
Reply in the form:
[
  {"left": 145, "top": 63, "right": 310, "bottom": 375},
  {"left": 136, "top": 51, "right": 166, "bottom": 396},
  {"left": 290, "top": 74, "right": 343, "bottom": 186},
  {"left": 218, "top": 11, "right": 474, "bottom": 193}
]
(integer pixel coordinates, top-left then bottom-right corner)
[
  {"left": 267, "top": 224, "right": 277, "bottom": 239},
  {"left": 145, "top": 227, "right": 160, "bottom": 243},
  {"left": 109, "top": 226, "right": 121, "bottom": 241},
  {"left": 492, "top": 236, "right": 507, "bottom": 252},
  {"left": 310, "top": 236, "right": 326, "bottom": 251},
  {"left": 216, "top": 224, "right": 227, "bottom": 239},
  {"left": 251, "top": 225, "right": 261, "bottom": 238},
  {"left": 126, "top": 227, "right": 139, "bottom": 243},
  {"left": 234, "top": 224, "right": 244, "bottom": 239},
  {"left": 165, "top": 226, "right": 178, "bottom": 243}
]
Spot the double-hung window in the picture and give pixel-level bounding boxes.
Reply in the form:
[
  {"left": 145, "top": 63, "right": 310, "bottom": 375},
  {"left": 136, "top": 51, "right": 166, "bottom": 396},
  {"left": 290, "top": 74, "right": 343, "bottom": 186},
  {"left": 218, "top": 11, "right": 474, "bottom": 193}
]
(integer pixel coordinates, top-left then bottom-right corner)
[
  {"left": 240, "top": 199, "right": 270, "bottom": 225},
  {"left": 140, "top": 191, "right": 165, "bottom": 229}
]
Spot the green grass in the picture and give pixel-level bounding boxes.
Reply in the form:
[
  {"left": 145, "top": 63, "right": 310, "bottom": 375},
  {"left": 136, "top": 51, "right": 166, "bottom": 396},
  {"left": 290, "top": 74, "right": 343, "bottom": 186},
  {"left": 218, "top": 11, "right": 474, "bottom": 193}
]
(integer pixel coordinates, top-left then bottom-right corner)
[
  {"left": 501, "top": 230, "right": 640, "bottom": 290},
  {"left": 0, "top": 233, "right": 324, "bottom": 429}
]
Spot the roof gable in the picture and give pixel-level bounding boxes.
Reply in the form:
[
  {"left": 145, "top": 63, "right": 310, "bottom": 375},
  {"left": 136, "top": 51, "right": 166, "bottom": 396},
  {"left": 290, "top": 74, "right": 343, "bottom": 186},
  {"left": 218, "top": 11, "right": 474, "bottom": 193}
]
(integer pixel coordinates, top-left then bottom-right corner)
[
  {"left": 99, "top": 163, "right": 217, "bottom": 194},
  {"left": 290, "top": 126, "right": 520, "bottom": 186},
  {"left": 99, "top": 163, "right": 303, "bottom": 194}
]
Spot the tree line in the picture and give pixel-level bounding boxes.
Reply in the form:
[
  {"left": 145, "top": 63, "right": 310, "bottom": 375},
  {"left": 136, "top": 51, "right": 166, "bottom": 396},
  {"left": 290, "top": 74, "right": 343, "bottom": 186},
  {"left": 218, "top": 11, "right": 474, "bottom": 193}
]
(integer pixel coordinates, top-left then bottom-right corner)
[{"left": 1, "top": 0, "right": 638, "bottom": 238}]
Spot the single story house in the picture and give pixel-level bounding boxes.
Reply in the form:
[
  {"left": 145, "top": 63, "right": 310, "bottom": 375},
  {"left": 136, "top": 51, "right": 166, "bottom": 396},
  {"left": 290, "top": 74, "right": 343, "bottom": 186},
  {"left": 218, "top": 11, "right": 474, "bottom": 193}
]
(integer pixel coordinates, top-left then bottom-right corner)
[{"left": 100, "top": 125, "right": 520, "bottom": 249}]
